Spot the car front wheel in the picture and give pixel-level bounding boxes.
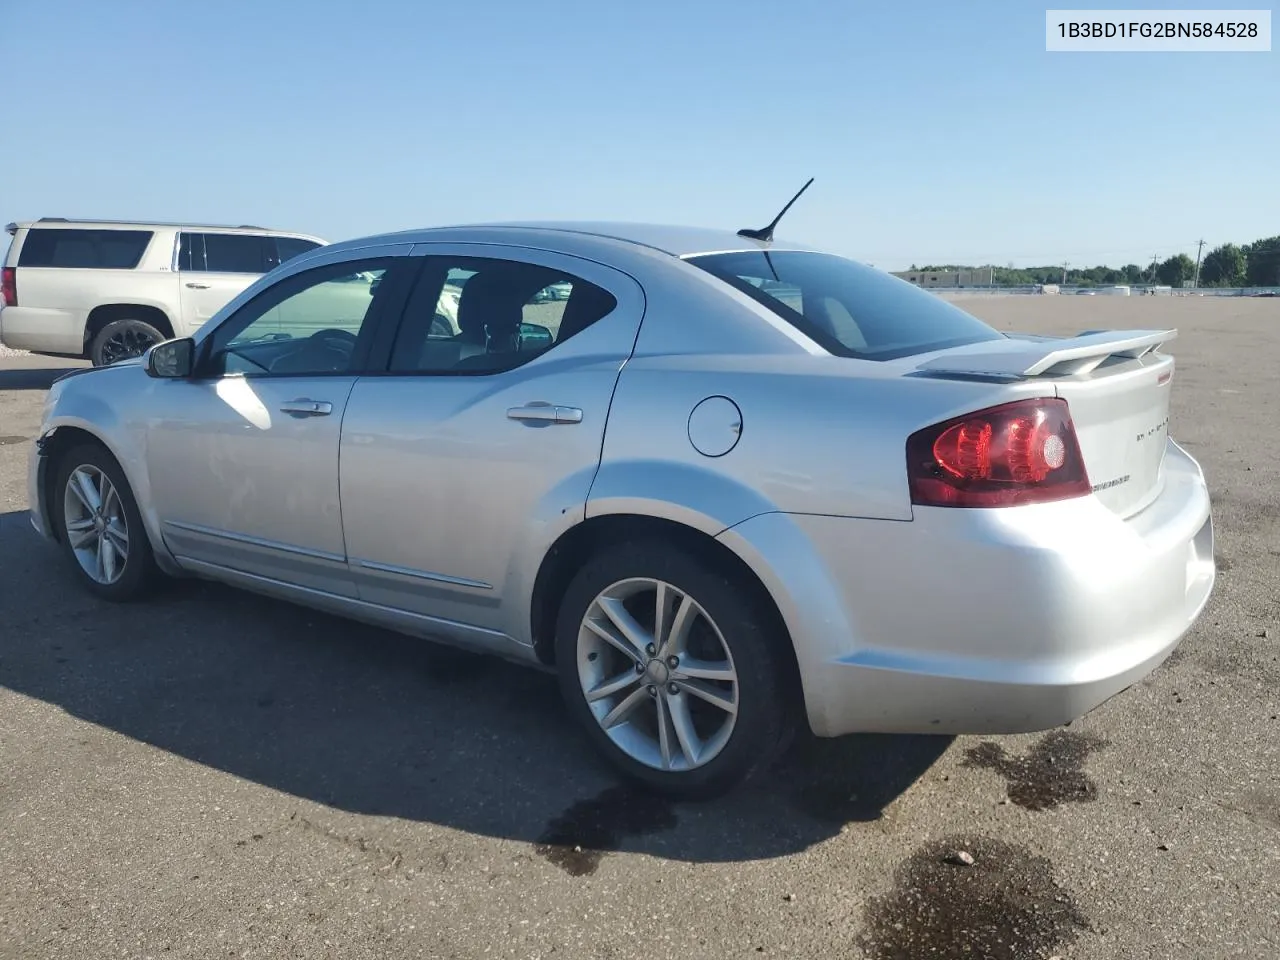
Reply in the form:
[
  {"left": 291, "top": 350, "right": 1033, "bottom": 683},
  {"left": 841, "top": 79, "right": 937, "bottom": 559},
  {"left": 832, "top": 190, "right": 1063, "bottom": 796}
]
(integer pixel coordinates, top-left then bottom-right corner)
[
  {"left": 53, "top": 443, "right": 160, "bottom": 600},
  {"left": 555, "top": 540, "right": 795, "bottom": 799}
]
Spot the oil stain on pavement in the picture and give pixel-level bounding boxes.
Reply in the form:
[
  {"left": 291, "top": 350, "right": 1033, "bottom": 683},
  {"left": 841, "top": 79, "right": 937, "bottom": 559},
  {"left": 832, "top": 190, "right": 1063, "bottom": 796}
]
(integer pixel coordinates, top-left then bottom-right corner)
[
  {"left": 859, "top": 835, "right": 1090, "bottom": 960},
  {"left": 963, "top": 730, "right": 1107, "bottom": 811},
  {"left": 535, "top": 785, "right": 678, "bottom": 876}
]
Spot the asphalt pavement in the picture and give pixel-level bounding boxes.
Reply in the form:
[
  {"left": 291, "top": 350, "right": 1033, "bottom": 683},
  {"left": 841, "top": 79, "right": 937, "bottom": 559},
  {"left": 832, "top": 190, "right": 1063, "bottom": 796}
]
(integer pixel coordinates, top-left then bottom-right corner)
[{"left": 1, "top": 296, "right": 1277, "bottom": 959}]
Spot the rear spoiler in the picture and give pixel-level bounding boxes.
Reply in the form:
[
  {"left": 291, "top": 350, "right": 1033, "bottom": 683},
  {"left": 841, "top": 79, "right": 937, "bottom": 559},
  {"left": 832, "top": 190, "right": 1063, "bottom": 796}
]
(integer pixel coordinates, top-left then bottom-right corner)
[{"left": 914, "top": 329, "right": 1177, "bottom": 379}]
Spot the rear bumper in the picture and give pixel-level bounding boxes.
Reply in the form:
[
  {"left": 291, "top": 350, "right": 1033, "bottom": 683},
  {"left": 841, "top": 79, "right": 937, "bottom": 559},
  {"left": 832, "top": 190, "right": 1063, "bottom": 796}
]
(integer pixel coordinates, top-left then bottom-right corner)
[
  {"left": 718, "top": 438, "right": 1215, "bottom": 738},
  {"left": 0, "top": 305, "right": 85, "bottom": 354}
]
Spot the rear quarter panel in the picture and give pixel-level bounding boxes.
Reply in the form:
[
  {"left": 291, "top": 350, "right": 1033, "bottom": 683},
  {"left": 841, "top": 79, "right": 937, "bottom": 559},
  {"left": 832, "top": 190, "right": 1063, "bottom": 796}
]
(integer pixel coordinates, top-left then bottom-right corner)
[
  {"left": 587, "top": 252, "right": 1055, "bottom": 527},
  {"left": 9, "top": 263, "right": 179, "bottom": 355},
  {"left": 592, "top": 352, "right": 1054, "bottom": 526}
]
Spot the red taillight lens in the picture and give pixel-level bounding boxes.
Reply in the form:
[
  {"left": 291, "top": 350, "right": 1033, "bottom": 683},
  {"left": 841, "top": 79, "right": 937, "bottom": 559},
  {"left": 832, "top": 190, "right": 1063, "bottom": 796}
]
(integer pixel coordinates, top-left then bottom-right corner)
[
  {"left": 907, "top": 398, "right": 1091, "bottom": 508},
  {"left": 1, "top": 268, "right": 15, "bottom": 307}
]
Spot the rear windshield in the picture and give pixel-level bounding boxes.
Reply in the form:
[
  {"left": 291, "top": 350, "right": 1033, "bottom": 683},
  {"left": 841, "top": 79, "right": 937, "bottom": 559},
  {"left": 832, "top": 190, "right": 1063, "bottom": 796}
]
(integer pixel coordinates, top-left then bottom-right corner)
[
  {"left": 687, "top": 250, "right": 1005, "bottom": 361},
  {"left": 18, "top": 228, "right": 153, "bottom": 269}
]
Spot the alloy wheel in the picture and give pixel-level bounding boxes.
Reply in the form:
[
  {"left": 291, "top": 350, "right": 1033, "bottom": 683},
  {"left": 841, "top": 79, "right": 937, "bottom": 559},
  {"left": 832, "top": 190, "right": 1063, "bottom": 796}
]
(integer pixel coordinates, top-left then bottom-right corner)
[
  {"left": 576, "top": 577, "right": 739, "bottom": 772},
  {"left": 100, "top": 328, "right": 158, "bottom": 364},
  {"left": 62, "top": 465, "right": 130, "bottom": 585}
]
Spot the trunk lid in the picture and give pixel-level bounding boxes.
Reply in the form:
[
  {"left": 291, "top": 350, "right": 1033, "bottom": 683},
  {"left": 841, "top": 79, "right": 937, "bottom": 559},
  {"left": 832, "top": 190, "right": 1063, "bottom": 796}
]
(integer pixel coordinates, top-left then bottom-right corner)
[{"left": 911, "top": 329, "right": 1177, "bottom": 518}]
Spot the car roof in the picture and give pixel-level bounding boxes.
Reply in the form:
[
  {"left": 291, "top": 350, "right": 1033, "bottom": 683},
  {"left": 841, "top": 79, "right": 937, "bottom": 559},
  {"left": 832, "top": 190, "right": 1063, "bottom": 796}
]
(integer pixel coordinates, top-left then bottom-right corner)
[
  {"left": 336, "top": 221, "right": 818, "bottom": 260},
  {"left": 4, "top": 218, "right": 322, "bottom": 239}
]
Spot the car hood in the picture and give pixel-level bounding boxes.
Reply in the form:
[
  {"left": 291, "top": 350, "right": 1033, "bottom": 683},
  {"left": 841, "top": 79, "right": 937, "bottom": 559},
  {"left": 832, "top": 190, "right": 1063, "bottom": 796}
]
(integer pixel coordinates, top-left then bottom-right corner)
[{"left": 53, "top": 358, "right": 144, "bottom": 384}]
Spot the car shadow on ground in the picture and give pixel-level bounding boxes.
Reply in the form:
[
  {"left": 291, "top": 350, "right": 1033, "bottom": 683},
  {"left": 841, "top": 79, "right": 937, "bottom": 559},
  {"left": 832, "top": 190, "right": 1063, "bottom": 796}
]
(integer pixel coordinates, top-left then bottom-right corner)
[
  {"left": 0, "top": 365, "right": 82, "bottom": 390},
  {"left": 0, "top": 510, "right": 952, "bottom": 866}
]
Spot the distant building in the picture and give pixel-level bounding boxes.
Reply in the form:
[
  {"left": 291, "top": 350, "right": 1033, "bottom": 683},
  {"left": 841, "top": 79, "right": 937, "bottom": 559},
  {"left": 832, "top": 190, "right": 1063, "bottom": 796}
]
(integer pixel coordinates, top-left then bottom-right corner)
[{"left": 892, "top": 268, "right": 994, "bottom": 288}]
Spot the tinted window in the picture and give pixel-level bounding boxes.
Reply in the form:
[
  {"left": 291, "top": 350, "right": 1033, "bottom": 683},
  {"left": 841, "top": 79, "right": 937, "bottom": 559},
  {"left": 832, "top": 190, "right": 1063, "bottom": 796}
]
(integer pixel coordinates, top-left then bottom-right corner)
[
  {"left": 204, "top": 233, "right": 271, "bottom": 273},
  {"left": 177, "top": 233, "right": 204, "bottom": 271},
  {"left": 179, "top": 233, "right": 272, "bottom": 273},
  {"left": 388, "top": 256, "right": 617, "bottom": 374},
  {"left": 206, "top": 260, "right": 394, "bottom": 376},
  {"left": 686, "top": 251, "right": 1004, "bottom": 361},
  {"left": 18, "top": 228, "right": 152, "bottom": 269},
  {"left": 273, "top": 236, "right": 323, "bottom": 266}
]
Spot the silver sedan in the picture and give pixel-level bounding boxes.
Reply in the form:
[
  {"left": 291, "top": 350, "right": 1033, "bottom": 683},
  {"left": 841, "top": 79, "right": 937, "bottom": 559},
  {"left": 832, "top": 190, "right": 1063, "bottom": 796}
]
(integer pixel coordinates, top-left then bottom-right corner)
[{"left": 27, "top": 222, "right": 1216, "bottom": 797}]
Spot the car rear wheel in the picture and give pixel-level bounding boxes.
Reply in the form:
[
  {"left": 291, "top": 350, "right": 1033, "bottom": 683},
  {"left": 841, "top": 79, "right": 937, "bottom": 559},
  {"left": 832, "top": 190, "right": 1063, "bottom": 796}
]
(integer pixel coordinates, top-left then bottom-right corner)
[
  {"left": 90, "top": 318, "right": 165, "bottom": 367},
  {"left": 53, "top": 443, "right": 160, "bottom": 600},
  {"left": 554, "top": 540, "right": 795, "bottom": 799}
]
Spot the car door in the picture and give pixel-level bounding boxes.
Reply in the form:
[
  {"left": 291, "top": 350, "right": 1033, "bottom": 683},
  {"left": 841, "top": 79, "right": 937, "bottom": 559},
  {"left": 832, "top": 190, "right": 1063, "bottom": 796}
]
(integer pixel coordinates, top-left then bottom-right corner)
[
  {"left": 338, "top": 243, "right": 645, "bottom": 645},
  {"left": 145, "top": 245, "right": 418, "bottom": 595},
  {"left": 176, "top": 232, "right": 272, "bottom": 335}
]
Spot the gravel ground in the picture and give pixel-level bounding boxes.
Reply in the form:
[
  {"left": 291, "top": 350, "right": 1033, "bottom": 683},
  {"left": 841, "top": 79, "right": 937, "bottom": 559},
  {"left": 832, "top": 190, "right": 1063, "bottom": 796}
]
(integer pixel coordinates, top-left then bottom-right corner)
[{"left": 1, "top": 296, "right": 1277, "bottom": 959}]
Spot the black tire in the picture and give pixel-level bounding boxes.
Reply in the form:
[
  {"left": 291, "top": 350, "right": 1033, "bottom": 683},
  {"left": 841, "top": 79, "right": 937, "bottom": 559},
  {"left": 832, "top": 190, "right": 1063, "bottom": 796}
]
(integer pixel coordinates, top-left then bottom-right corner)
[
  {"left": 52, "top": 442, "right": 161, "bottom": 601},
  {"left": 554, "top": 539, "right": 796, "bottom": 799},
  {"left": 89, "top": 318, "right": 166, "bottom": 367}
]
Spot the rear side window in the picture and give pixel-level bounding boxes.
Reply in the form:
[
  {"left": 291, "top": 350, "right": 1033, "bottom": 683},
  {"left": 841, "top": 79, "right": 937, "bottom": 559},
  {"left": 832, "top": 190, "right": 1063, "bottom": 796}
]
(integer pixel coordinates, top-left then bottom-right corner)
[
  {"left": 18, "top": 228, "right": 152, "bottom": 269},
  {"left": 388, "top": 255, "right": 618, "bottom": 374},
  {"left": 686, "top": 251, "right": 1005, "bottom": 361},
  {"left": 179, "top": 233, "right": 272, "bottom": 273}
]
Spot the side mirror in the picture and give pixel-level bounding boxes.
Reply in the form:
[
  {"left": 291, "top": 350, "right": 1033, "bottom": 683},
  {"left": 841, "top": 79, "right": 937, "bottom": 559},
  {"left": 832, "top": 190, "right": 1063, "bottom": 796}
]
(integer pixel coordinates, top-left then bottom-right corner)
[
  {"left": 519, "top": 322, "right": 552, "bottom": 346},
  {"left": 145, "top": 338, "right": 196, "bottom": 378}
]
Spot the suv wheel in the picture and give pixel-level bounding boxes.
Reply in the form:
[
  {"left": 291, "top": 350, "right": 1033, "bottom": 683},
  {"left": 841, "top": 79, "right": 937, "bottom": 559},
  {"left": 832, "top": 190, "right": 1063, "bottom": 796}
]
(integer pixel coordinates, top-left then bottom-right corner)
[
  {"left": 554, "top": 540, "right": 795, "bottom": 799},
  {"left": 90, "top": 319, "right": 165, "bottom": 367},
  {"left": 53, "top": 443, "right": 160, "bottom": 600}
]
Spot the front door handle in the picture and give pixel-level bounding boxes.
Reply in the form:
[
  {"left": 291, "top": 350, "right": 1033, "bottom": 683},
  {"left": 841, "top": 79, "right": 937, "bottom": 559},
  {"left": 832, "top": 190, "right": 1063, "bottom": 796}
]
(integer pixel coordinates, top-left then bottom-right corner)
[
  {"left": 280, "top": 398, "right": 334, "bottom": 417},
  {"left": 506, "top": 403, "right": 583, "bottom": 425},
  {"left": 185, "top": 281, "right": 211, "bottom": 289}
]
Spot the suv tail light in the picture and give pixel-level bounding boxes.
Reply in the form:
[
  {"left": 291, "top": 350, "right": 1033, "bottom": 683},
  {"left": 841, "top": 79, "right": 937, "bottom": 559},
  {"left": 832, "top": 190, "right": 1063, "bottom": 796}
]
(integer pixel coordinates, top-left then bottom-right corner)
[
  {"left": 906, "top": 397, "right": 1091, "bottom": 508},
  {"left": 1, "top": 267, "right": 14, "bottom": 307}
]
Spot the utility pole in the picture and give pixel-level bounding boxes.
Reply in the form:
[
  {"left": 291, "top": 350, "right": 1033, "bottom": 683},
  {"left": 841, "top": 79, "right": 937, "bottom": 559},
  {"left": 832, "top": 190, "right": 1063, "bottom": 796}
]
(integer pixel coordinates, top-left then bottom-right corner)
[
  {"left": 1062, "top": 261, "right": 1069, "bottom": 285},
  {"left": 1150, "top": 253, "right": 1160, "bottom": 285},
  {"left": 1193, "top": 238, "right": 1205, "bottom": 288}
]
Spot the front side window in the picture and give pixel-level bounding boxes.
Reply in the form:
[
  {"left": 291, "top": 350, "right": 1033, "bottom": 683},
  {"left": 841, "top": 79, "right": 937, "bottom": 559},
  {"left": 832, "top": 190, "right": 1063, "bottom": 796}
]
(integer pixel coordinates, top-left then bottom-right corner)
[
  {"left": 18, "top": 228, "right": 152, "bottom": 269},
  {"left": 686, "top": 251, "right": 1005, "bottom": 361},
  {"left": 389, "top": 256, "right": 618, "bottom": 374},
  {"left": 204, "top": 233, "right": 271, "bottom": 273},
  {"left": 204, "top": 260, "right": 394, "bottom": 376},
  {"left": 273, "top": 236, "right": 323, "bottom": 267}
]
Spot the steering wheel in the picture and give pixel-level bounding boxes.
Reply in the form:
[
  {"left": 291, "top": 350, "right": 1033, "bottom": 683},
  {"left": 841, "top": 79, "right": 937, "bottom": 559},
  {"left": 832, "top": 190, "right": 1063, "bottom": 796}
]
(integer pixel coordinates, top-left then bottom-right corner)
[
  {"left": 265, "top": 328, "right": 358, "bottom": 374},
  {"left": 310, "top": 328, "right": 359, "bottom": 352}
]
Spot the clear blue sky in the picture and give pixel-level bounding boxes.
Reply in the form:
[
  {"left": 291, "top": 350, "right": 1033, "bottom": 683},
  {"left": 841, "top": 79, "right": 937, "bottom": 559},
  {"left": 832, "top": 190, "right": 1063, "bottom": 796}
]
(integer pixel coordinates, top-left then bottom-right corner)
[{"left": 1, "top": 0, "right": 1275, "bottom": 270}]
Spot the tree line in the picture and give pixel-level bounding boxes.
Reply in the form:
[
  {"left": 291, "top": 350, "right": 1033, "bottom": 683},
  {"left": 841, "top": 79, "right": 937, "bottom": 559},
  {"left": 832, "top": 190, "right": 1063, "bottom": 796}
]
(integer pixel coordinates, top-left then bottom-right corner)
[{"left": 912, "top": 234, "right": 1280, "bottom": 288}]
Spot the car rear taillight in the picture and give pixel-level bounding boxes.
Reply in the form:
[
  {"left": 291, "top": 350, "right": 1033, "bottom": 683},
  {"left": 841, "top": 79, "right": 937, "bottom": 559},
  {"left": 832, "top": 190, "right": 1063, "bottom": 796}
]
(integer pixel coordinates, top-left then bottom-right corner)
[
  {"left": 906, "top": 397, "right": 1091, "bottom": 508},
  {"left": 1, "top": 268, "right": 15, "bottom": 307}
]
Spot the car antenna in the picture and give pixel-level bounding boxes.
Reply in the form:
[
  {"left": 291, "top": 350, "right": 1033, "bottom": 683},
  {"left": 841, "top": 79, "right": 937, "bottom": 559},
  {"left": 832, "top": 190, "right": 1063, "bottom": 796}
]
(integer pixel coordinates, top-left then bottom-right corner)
[{"left": 736, "top": 177, "right": 814, "bottom": 243}]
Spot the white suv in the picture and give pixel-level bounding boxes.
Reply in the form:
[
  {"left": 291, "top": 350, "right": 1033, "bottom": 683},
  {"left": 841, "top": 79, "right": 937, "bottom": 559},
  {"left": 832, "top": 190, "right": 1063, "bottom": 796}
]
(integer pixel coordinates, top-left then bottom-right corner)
[{"left": 1, "top": 219, "right": 328, "bottom": 365}]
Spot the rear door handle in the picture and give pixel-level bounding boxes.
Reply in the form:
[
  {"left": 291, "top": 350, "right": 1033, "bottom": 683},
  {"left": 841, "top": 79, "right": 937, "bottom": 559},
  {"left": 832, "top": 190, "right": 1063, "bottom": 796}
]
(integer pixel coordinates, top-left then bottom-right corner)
[
  {"left": 185, "top": 281, "right": 211, "bottom": 289},
  {"left": 279, "top": 399, "right": 333, "bottom": 417},
  {"left": 506, "top": 403, "right": 583, "bottom": 425}
]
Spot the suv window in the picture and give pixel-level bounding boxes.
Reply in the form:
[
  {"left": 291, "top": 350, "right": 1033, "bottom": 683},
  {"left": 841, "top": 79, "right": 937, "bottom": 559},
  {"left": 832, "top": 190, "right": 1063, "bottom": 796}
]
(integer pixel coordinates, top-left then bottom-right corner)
[
  {"left": 388, "top": 256, "right": 618, "bottom": 374},
  {"left": 179, "top": 233, "right": 272, "bottom": 274},
  {"left": 18, "top": 228, "right": 152, "bottom": 269},
  {"left": 273, "top": 236, "right": 323, "bottom": 267},
  {"left": 686, "top": 251, "right": 1004, "bottom": 361},
  {"left": 204, "top": 259, "right": 397, "bottom": 376}
]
